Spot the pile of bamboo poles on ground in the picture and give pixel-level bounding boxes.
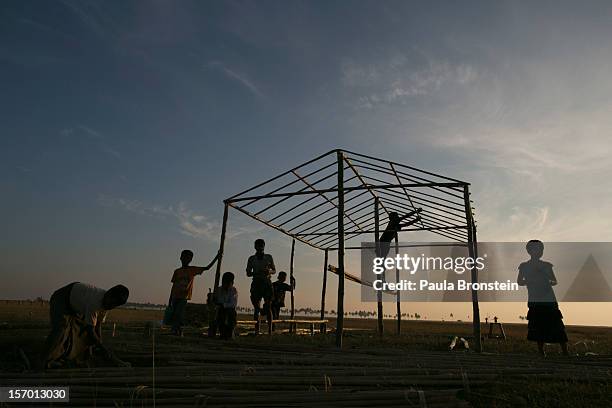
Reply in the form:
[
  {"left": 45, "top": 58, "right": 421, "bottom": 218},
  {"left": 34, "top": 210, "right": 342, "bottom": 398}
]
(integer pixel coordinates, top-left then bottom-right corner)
[{"left": 2, "top": 335, "right": 611, "bottom": 407}]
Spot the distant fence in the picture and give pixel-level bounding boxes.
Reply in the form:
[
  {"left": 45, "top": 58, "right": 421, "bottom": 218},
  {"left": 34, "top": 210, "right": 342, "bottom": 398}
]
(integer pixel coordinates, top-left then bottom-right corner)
[{"left": 0, "top": 299, "right": 48, "bottom": 306}]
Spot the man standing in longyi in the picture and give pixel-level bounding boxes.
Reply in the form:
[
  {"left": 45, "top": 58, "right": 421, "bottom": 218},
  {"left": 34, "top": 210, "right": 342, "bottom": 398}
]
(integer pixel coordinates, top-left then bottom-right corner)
[{"left": 246, "top": 239, "right": 276, "bottom": 333}]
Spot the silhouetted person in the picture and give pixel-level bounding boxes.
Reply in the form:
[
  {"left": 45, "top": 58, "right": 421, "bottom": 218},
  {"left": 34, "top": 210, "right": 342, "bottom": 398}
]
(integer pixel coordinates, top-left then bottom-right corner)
[
  {"left": 43, "top": 283, "right": 130, "bottom": 368},
  {"left": 169, "top": 249, "right": 220, "bottom": 336},
  {"left": 517, "top": 240, "right": 568, "bottom": 356},
  {"left": 377, "top": 209, "right": 422, "bottom": 258},
  {"left": 216, "top": 272, "right": 238, "bottom": 340},
  {"left": 271, "top": 271, "right": 296, "bottom": 320},
  {"left": 246, "top": 239, "right": 276, "bottom": 332}
]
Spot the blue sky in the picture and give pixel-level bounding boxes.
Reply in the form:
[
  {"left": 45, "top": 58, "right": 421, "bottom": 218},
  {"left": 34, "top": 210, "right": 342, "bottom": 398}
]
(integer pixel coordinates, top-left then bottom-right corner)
[{"left": 2, "top": 1, "right": 612, "bottom": 324}]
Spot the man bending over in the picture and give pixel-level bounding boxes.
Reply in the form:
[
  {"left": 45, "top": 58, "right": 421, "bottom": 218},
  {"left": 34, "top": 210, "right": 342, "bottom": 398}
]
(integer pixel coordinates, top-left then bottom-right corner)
[{"left": 43, "top": 282, "right": 130, "bottom": 368}]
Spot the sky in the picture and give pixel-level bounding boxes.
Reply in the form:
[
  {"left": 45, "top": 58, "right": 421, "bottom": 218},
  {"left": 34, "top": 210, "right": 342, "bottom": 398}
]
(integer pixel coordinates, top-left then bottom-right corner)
[{"left": 2, "top": 1, "right": 612, "bottom": 325}]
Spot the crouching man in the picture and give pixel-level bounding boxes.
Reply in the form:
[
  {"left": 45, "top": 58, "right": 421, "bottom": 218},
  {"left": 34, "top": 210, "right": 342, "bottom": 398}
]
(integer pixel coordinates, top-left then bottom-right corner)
[{"left": 43, "top": 282, "right": 130, "bottom": 368}]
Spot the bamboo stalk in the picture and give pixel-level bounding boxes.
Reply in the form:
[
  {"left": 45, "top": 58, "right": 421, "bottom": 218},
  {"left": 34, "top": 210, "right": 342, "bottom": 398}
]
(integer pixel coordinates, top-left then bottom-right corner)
[
  {"left": 335, "top": 151, "right": 345, "bottom": 348},
  {"left": 290, "top": 238, "right": 296, "bottom": 319}
]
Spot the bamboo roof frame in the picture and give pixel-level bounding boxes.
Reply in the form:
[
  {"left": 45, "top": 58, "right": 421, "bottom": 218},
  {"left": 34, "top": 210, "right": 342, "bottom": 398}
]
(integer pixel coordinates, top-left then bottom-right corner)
[{"left": 211, "top": 149, "right": 482, "bottom": 351}]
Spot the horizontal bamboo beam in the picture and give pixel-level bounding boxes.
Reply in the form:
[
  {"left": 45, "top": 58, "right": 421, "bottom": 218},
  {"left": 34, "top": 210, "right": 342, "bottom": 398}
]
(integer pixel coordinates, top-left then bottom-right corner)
[
  {"left": 226, "top": 182, "right": 467, "bottom": 203},
  {"left": 327, "top": 243, "right": 469, "bottom": 250},
  {"left": 227, "top": 149, "right": 339, "bottom": 201},
  {"left": 342, "top": 149, "right": 470, "bottom": 185},
  {"left": 293, "top": 225, "right": 468, "bottom": 236},
  {"left": 227, "top": 203, "right": 323, "bottom": 251}
]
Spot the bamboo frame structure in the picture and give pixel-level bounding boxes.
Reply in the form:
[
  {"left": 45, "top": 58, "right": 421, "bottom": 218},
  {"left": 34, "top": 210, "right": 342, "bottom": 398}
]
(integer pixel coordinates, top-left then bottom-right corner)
[{"left": 214, "top": 149, "right": 481, "bottom": 351}]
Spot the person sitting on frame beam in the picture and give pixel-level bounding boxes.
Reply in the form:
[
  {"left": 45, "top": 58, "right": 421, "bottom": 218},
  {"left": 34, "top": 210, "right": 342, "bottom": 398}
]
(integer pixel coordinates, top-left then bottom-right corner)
[{"left": 377, "top": 208, "right": 423, "bottom": 258}]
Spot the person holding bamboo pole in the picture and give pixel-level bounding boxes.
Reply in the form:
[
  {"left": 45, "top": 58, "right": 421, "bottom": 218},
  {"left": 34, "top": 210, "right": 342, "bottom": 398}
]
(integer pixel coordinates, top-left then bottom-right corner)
[
  {"left": 169, "top": 249, "right": 220, "bottom": 336},
  {"left": 271, "top": 271, "right": 296, "bottom": 320},
  {"left": 246, "top": 239, "right": 276, "bottom": 333}
]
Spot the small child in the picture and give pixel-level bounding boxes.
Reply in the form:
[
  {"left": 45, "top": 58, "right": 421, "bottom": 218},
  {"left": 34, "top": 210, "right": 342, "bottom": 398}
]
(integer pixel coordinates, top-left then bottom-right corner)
[
  {"left": 216, "top": 272, "right": 238, "bottom": 339},
  {"left": 271, "top": 271, "right": 296, "bottom": 320}
]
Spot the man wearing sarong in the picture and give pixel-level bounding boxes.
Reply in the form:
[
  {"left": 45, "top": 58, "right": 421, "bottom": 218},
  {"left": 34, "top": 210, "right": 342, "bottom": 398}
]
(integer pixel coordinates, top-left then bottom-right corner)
[
  {"left": 246, "top": 239, "right": 276, "bottom": 332},
  {"left": 43, "top": 282, "right": 130, "bottom": 368},
  {"left": 517, "top": 240, "right": 569, "bottom": 356}
]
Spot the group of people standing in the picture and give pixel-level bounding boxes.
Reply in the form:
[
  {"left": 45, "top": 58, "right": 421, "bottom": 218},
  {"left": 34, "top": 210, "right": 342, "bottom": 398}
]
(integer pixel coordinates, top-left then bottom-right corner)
[
  {"left": 167, "top": 238, "right": 295, "bottom": 338},
  {"left": 42, "top": 234, "right": 567, "bottom": 369}
]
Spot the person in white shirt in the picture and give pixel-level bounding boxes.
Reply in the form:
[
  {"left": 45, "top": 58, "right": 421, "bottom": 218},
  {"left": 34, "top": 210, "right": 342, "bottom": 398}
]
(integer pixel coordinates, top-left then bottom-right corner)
[
  {"left": 216, "top": 272, "right": 238, "bottom": 339},
  {"left": 43, "top": 282, "right": 130, "bottom": 368}
]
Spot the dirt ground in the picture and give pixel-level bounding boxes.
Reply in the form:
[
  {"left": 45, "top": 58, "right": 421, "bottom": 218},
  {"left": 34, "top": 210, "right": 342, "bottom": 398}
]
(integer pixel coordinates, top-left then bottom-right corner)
[{"left": 1, "top": 301, "right": 611, "bottom": 407}]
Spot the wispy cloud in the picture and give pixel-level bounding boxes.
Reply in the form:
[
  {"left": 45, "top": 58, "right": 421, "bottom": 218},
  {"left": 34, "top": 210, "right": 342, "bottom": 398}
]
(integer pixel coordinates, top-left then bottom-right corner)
[
  {"left": 60, "top": 125, "right": 121, "bottom": 160},
  {"left": 431, "top": 107, "right": 612, "bottom": 174},
  {"left": 207, "top": 61, "right": 265, "bottom": 98},
  {"left": 429, "top": 106, "right": 612, "bottom": 242},
  {"left": 342, "top": 56, "right": 476, "bottom": 108},
  {"left": 98, "top": 195, "right": 262, "bottom": 240}
]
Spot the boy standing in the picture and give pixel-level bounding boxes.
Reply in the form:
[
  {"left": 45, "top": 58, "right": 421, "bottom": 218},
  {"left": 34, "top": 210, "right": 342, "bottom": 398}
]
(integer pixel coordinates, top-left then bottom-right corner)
[
  {"left": 271, "top": 271, "right": 296, "bottom": 320},
  {"left": 170, "top": 249, "right": 219, "bottom": 336}
]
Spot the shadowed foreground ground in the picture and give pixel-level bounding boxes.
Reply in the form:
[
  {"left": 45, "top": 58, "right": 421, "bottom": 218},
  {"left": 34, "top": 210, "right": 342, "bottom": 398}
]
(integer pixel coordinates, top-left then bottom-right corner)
[{"left": 1, "top": 301, "right": 611, "bottom": 407}]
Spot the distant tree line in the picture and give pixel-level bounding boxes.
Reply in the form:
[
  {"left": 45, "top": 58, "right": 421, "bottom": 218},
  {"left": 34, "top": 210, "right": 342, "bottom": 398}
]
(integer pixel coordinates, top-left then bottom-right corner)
[{"left": 235, "top": 305, "right": 425, "bottom": 319}]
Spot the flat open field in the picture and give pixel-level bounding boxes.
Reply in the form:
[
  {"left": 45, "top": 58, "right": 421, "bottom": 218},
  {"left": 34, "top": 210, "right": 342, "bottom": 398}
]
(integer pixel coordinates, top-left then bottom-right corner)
[{"left": 1, "top": 301, "right": 611, "bottom": 407}]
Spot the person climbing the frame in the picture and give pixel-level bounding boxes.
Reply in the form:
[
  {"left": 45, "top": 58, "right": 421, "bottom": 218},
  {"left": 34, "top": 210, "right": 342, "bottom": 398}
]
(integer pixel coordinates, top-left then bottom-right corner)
[
  {"left": 517, "top": 240, "right": 569, "bottom": 356},
  {"left": 169, "top": 249, "right": 220, "bottom": 336},
  {"left": 246, "top": 238, "right": 276, "bottom": 333},
  {"left": 377, "top": 209, "right": 423, "bottom": 258}
]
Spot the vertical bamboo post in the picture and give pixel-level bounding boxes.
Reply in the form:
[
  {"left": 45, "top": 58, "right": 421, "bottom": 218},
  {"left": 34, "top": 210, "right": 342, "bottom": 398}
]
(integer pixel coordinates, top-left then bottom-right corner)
[
  {"left": 152, "top": 326, "right": 155, "bottom": 408},
  {"left": 471, "top": 220, "right": 482, "bottom": 351},
  {"left": 336, "top": 151, "right": 345, "bottom": 348},
  {"left": 209, "top": 202, "right": 229, "bottom": 337},
  {"left": 375, "top": 197, "right": 383, "bottom": 336},
  {"left": 290, "top": 238, "right": 296, "bottom": 319},
  {"left": 395, "top": 235, "right": 401, "bottom": 335},
  {"left": 320, "top": 248, "right": 328, "bottom": 323},
  {"left": 213, "top": 202, "right": 229, "bottom": 292},
  {"left": 463, "top": 185, "right": 482, "bottom": 352}
]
